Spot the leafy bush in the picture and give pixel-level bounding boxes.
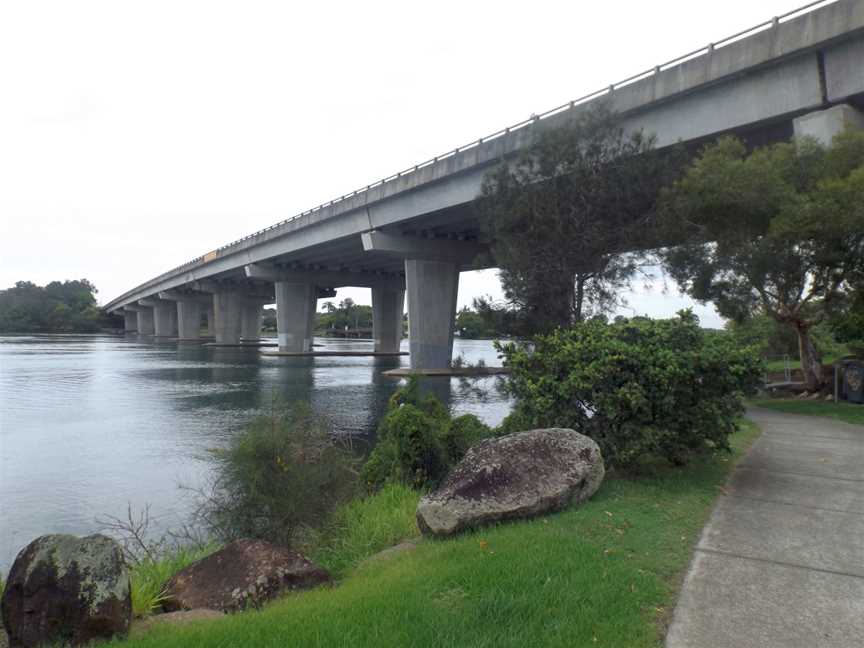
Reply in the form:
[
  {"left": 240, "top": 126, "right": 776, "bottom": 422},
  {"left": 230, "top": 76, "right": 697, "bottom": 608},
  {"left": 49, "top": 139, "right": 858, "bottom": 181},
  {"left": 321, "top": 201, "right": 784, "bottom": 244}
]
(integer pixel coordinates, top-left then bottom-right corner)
[
  {"left": 497, "top": 311, "right": 762, "bottom": 468},
  {"left": 196, "top": 402, "right": 359, "bottom": 547},
  {"left": 361, "top": 379, "right": 492, "bottom": 490}
]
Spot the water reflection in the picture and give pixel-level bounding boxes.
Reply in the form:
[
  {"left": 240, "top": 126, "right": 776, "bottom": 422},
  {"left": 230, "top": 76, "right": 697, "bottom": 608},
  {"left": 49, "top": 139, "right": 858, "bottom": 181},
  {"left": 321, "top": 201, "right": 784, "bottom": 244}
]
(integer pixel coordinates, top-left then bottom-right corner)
[{"left": 0, "top": 334, "right": 510, "bottom": 569}]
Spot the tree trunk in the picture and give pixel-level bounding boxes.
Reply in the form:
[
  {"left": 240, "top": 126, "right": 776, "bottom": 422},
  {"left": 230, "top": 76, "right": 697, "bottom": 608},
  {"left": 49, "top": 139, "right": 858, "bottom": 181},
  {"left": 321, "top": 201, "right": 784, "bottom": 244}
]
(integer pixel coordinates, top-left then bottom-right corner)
[
  {"left": 574, "top": 275, "right": 586, "bottom": 323},
  {"left": 795, "top": 323, "right": 824, "bottom": 392}
]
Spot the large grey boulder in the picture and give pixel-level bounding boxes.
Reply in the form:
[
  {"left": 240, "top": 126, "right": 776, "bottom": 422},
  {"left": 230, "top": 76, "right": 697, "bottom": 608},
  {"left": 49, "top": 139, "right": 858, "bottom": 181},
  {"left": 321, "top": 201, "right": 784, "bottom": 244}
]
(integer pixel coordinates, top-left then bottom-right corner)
[
  {"left": 162, "top": 539, "right": 331, "bottom": 613},
  {"left": 417, "top": 428, "right": 605, "bottom": 537},
  {"left": 1, "top": 534, "right": 131, "bottom": 647}
]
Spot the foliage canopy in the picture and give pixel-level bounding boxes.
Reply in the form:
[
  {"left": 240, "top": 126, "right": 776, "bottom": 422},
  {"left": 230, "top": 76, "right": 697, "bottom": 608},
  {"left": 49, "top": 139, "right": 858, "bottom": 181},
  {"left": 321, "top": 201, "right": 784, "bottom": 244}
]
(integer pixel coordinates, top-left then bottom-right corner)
[
  {"left": 0, "top": 279, "right": 107, "bottom": 332},
  {"left": 497, "top": 312, "right": 762, "bottom": 468},
  {"left": 659, "top": 131, "right": 864, "bottom": 389},
  {"left": 478, "top": 105, "right": 681, "bottom": 333}
]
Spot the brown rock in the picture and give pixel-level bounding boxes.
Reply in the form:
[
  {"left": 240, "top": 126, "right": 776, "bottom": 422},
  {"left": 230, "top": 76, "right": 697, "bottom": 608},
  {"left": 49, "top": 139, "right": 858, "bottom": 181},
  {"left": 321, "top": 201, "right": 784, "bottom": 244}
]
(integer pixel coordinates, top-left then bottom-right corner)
[
  {"left": 417, "top": 428, "right": 605, "bottom": 537},
  {"left": 0, "top": 534, "right": 131, "bottom": 647},
  {"left": 163, "top": 539, "right": 331, "bottom": 612}
]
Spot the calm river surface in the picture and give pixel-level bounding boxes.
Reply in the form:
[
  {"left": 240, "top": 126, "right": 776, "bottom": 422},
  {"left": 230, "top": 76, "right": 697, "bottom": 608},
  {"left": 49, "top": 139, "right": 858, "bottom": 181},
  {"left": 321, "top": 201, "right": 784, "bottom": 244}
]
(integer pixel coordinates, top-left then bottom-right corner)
[{"left": 0, "top": 334, "right": 510, "bottom": 570}]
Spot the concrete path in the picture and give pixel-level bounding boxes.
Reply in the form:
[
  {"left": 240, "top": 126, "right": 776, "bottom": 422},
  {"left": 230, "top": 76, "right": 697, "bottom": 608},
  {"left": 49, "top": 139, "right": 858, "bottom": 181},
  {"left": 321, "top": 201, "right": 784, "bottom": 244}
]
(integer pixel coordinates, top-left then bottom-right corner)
[{"left": 666, "top": 408, "right": 864, "bottom": 648}]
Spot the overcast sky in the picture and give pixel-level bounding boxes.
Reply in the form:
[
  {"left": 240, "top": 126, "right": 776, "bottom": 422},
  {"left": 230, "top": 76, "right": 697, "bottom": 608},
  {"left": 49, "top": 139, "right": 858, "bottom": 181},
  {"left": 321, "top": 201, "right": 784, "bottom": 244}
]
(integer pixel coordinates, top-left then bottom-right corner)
[{"left": 0, "top": 0, "right": 819, "bottom": 328}]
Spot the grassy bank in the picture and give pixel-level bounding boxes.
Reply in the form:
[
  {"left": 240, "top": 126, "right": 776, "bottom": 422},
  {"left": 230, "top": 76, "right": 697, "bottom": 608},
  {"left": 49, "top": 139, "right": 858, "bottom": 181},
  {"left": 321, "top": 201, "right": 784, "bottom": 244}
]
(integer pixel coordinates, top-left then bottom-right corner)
[
  {"left": 750, "top": 399, "right": 864, "bottom": 426},
  {"left": 116, "top": 421, "right": 758, "bottom": 648}
]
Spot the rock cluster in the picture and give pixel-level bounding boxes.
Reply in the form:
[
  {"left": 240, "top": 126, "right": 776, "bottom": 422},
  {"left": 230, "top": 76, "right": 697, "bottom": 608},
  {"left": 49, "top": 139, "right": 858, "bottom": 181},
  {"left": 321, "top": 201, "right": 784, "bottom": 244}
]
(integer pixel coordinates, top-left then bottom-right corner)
[
  {"left": 417, "top": 428, "right": 605, "bottom": 537},
  {"left": 1, "top": 534, "right": 131, "bottom": 647}
]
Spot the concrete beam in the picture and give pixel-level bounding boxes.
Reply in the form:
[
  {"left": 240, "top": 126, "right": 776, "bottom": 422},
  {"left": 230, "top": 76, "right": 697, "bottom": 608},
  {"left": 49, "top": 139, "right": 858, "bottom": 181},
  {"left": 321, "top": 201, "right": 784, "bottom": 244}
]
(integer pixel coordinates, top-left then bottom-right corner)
[
  {"left": 405, "top": 259, "right": 459, "bottom": 370},
  {"left": 158, "top": 289, "right": 211, "bottom": 304},
  {"left": 793, "top": 104, "right": 864, "bottom": 145},
  {"left": 192, "top": 280, "right": 274, "bottom": 302},
  {"left": 361, "top": 231, "right": 485, "bottom": 265},
  {"left": 245, "top": 263, "right": 405, "bottom": 291}
]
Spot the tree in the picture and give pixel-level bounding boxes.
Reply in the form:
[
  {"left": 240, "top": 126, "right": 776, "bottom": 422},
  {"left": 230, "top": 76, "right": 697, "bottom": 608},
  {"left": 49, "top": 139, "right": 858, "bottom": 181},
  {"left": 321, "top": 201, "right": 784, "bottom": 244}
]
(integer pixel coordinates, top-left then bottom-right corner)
[
  {"left": 659, "top": 131, "right": 864, "bottom": 390},
  {"left": 478, "top": 104, "right": 681, "bottom": 333},
  {"left": 0, "top": 279, "right": 103, "bottom": 333}
]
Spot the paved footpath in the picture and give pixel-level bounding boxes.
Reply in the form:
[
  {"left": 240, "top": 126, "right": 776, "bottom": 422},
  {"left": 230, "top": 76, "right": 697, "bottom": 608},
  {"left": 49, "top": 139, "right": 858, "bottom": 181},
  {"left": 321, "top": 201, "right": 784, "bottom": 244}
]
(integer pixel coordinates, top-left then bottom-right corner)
[{"left": 666, "top": 408, "right": 864, "bottom": 648}]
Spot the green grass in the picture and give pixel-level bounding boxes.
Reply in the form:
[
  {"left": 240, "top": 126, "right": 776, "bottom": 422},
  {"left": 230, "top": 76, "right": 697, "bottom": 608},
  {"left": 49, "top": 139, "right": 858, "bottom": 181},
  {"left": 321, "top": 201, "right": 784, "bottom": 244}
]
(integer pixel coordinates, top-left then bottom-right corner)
[
  {"left": 130, "top": 544, "right": 220, "bottom": 617},
  {"left": 763, "top": 350, "right": 849, "bottom": 374},
  {"left": 751, "top": 398, "right": 864, "bottom": 425},
  {"left": 114, "top": 421, "right": 759, "bottom": 648},
  {"left": 311, "top": 483, "right": 422, "bottom": 578}
]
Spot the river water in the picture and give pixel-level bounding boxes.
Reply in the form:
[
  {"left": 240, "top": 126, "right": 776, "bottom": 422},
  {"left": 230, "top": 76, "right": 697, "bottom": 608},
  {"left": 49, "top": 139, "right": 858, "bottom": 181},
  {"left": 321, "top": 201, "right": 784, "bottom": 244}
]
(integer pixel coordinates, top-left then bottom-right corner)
[{"left": 0, "top": 334, "right": 510, "bottom": 571}]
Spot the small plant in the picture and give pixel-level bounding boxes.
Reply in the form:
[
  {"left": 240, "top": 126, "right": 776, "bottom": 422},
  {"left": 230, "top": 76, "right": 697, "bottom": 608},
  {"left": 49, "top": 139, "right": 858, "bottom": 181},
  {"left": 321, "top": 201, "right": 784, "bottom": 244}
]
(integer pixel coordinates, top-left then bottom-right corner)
[
  {"left": 193, "top": 401, "right": 360, "bottom": 547},
  {"left": 361, "top": 379, "right": 492, "bottom": 490},
  {"left": 97, "top": 504, "right": 219, "bottom": 618}
]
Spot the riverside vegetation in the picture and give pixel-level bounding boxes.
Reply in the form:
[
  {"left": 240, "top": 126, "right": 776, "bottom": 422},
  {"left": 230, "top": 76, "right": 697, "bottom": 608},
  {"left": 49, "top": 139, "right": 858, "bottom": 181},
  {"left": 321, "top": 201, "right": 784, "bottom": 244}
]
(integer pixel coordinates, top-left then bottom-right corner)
[{"left": 49, "top": 310, "right": 763, "bottom": 647}]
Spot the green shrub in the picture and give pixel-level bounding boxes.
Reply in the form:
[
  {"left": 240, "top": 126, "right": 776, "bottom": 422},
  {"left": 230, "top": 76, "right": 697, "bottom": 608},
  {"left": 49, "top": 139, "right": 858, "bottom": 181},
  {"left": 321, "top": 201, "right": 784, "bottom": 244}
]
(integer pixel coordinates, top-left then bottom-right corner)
[
  {"left": 497, "top": 311, "right": 762, "bottom": 468},
  {"left": 361, "top": 379, "right": 492, "bottom": 490},
  {"left": 196, "top": 402, "right": 359, "bottom": 547}
]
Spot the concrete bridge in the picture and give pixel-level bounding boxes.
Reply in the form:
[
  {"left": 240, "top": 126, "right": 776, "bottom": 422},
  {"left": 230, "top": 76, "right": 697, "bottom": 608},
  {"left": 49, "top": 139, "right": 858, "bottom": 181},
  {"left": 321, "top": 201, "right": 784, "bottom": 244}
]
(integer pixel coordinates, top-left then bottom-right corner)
[{"left": 105, "top": 0, "right": 864, "bottom": 369}]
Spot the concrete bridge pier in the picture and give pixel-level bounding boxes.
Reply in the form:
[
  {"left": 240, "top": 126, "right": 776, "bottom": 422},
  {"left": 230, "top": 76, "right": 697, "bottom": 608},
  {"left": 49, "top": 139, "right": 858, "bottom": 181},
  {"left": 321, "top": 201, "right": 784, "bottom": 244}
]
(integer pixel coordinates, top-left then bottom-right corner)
[
  {"left": 122, "top": 311, "right": 137, "bottom": 333},
  {"left": 275, "top": 282, "right": 317, "bottom": 352},
  {"left": 140, "top": 298, "right": 178, "bottom": 338},
  {"left": 405, "top": 260, "right": 459, "bottom": 370},
  {"left": 241, "top": 299, "right": 270, "bottom": 342},
  {"left": 206, "top": 304, "right": 216, "bottom": 337},
  {"left": 158, "top": 291, "right": 211, "bottom": 339},
  {"left": 372, "top": 288, "right": 405, "bottom": 353},
  {"left": 212, "top": 292, "right": 245, "bottom": 344},
  {"left": 126, "top": 305, "right": 154, "bottom": 336},
  {"left": 361, "top": 231, "right": 481, "bottom": 370},
  {"left": 176, "top": 301, "right": 203, "bottom": 339}
]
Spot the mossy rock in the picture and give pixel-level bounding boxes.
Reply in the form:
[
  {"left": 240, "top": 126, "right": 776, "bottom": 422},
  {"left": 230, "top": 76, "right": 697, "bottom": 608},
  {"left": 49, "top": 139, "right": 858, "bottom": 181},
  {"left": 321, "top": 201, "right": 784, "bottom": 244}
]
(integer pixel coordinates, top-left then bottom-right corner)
[{"left": 0, "top": 534, "right": 131, "bottom": 647}]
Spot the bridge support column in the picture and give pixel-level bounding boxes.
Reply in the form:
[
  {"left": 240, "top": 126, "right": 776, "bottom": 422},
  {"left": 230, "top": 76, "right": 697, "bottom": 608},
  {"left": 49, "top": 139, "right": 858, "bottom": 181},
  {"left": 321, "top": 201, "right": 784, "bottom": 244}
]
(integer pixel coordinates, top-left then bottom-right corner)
[
  {"left": 241, "top": 302, "right": 264, "bottom": 342},
  {"left": 212, "top": 292, "right": 244, "bottom": 344},
  {"left": 372, "top": 288, "right": 404, "bottom": 353},
  {"left": 405, "top": 259, "right": 459, "bottom": 370},
  {"left": 275, "top": 282, "right": 317, "bottom": 352},
  {"left": 206, "top": 304, "right": 215, "bottom": 336},
  {"left": 793, "top": 104, "right": 864, "bottom": 144},
  {"left": 136, "top": 308, "right": 155, "bottom": 336},
  {"left": 123, "top": 311, "right": 137, "bottom": 333},
  {"left": 151, "top": 301, "right": 178, "bottom": 337},
  {"left": 177, "top": 301, "right": 203, "bottom": 339}
]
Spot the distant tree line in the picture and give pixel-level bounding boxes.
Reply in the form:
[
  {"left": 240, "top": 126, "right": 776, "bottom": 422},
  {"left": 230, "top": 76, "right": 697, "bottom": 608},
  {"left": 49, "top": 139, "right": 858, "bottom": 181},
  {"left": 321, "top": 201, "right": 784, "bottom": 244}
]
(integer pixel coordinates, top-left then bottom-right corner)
[{"left": 0, "top": 279, "right": 118, "bottom": 333}]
